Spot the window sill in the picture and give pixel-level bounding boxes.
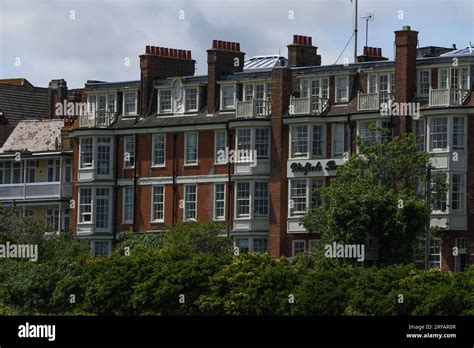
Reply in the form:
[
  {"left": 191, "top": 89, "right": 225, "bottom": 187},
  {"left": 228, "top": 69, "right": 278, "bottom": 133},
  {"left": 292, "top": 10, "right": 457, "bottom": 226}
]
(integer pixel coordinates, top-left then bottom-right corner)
[
  {"left": 150, "top": 220, "right": 165, "bottom": 224},
  {"left": 123, "top": 166, "right": 135, "bottom": 170},
  {"left": 184, "top": 163, "right": 199, "bottom": 167},
  {"left": 151, "top": 165, "right": 166, "bottom": 169}
]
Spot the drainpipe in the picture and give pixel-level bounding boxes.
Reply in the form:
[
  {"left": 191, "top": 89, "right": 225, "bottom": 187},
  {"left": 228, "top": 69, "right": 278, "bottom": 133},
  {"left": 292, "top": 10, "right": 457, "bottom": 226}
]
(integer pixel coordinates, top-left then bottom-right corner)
[
  {"left": 348, "top": 114, "right": 353, "bottom": 155},
  {"left": 113, "top": 135, "right": 119, "bottom": 242},
  {"left": 132, "top": 134, "right": 138, "bottom": 234},
  {"left": 172, "top": 132, "right": 177, "bottom": 226},
  {"left": 226, "top": 123, "right": 232, "bottom": 237}
]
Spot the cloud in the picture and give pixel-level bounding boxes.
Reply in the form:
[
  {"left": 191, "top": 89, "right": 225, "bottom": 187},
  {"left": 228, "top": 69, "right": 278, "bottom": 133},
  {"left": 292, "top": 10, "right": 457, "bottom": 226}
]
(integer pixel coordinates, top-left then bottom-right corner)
[{"left": 0, "top": 0, "right": 472, "bottom": 88}]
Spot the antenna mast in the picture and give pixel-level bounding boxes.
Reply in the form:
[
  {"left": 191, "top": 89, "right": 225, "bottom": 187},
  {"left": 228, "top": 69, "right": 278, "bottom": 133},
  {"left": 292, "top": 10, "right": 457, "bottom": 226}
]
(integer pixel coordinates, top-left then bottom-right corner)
[
  {"left": 354, "top": 0, "right": 358, "bottom": 62},
  {"left": 362, "top": 13, "right": 374, "bottom": 48}
]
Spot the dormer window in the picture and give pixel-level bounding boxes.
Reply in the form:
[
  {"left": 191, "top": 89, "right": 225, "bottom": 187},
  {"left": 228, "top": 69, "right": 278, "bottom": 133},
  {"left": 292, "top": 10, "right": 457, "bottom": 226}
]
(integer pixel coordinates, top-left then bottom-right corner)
[
  {"left": 335, "top": 76, "right": 349, "bottom": 102},
  {"left": 185, "top": 87, "right": 198, "bottom": 112},
  {"left": 159, "top": 90, "right": 172, "bottom": 113},
  {"left": 220, "top": 84, "right": 236, "bottom": 110},
  {"left": 123, "top": 91, "right": 138, "bottom": 116}
]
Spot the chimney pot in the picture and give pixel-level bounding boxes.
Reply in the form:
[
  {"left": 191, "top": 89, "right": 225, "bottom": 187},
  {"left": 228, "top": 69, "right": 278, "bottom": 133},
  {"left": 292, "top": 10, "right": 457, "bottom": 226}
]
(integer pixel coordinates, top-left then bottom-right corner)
[
  {"left": 236, "top": 42, "right": 240, "bottom": 51},
  {"left": 187, "top": 50, "right": 192, "bottom": 59},
  {"left": 403, "top": 25, "right": 411, "bottom": 31},
  {"left": 363, "top": 46, "right": 368, "bottom": 55},
  {"left": 213, "top": 40, "right": 217, "bottom": 49},
  {"left": 146, "top": 45, "right": 151, "bottom": 54},
  {"left": 293, "top": 35, "right": 297, "bottom": 44},
  {"left": 308, "top": 37, "right": 312, "bottom": 46},
  {"left": 217, "top": 40, "right": 222, "bottom": 49},
  {"left": 377, "top": 48, "right": 382, "bottom": 57}
]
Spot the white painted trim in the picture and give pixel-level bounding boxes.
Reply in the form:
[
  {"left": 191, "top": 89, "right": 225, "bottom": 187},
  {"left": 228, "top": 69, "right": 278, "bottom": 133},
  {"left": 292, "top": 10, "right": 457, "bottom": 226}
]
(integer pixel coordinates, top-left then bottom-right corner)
[{"left": 150, "top": 185, "right": 165, "bottom": 223}]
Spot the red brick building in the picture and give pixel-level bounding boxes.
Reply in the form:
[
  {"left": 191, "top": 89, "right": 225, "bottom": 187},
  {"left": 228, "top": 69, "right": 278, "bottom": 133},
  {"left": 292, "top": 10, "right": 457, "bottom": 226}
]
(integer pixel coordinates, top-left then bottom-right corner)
[{"left": 70, "top": 26, "right": 474, "bottom": 272}]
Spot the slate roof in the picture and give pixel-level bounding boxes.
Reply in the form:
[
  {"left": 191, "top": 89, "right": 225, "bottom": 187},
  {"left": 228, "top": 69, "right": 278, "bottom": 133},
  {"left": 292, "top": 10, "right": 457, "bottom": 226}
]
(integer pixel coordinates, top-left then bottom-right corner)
[
  {"left": 0, "top": 80, "right": 49, "bottom": 127},
  {"left": 0, "top": 119, "right": 64, "bottom": 153}
]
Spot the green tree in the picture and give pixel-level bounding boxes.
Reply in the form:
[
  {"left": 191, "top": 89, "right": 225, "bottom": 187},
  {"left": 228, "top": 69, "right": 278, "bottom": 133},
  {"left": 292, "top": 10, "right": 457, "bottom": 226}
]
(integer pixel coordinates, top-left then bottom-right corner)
[{"left": 302, "top": 130, "right": 446, "bottom": 265}]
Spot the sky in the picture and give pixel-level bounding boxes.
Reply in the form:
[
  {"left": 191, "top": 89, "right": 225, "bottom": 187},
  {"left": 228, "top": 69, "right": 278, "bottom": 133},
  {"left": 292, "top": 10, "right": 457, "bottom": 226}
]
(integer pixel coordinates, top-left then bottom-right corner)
[{"left": 0, "top": 0, "right": 472, "bottom": 89}]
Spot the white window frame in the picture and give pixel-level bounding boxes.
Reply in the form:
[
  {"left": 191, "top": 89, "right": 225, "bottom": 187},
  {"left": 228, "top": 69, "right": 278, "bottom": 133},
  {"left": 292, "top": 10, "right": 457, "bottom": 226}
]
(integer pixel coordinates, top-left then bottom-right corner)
[
  {"left": 213, "top": 183, "right": 226, "bottom": 221},
  {"left": 220, "top": 84, "right": 236, "bottom": 110},
  {"left": 417, "top": 70, "right": 431, "bottom": 97},
  {"left": 158, "top": 89, "right": 172, "bottom": 114},
  {"left": 96, "top": 137, "right": 112, "bottom": 177},
  {"left": 123, "top": 135, "right": 135, "bottom": 169},
  {"left": 152, "top": 133, "right": 166, "bottom": 167},
  {"left": 184, "top": 184, "right": 197, "bottom": 221},
  {"left": 151, "top": 185, "right": 165, "bottom": 223},
  {"left": 234, "top": 181, "right": 269, "bottom": 219},
  {"left": 292, "top": 240, "right": 306, "bottom": 256},
  {"left": 335, "top": 75, "right": 349, "bottom": 102},
  {"left": 428, "top": 117, "right": 449, "bottom": 152},
  {"left": 214, "top": 130, "right": 228, "bottom": 164},
  {"left": 93, "top": 241, "right": 111, "bottom": 257},
  {"left": 184, "top": 132, "right": 198, "bottom": 166},
  {"left": 122, "top": 186, "right": 134, "bottom": 224},
  {"left": 288, "top": 178, "right": 325, "bottom": 217},
  {"left": 78, "top": 188, "right": 92, "bottom": 224},
  {"left": 451, "top": 173, "right": 466, "bottom": 213},
  {"left": 332, "top": 124, "right": 345, "bottom": 157},
  {"left": 80, "top": 138, "right": 94, "bottom": 169},
  {"left": 184, "top": 86, "right": 199, "bottom": 112},
  {"left": 289, "top": 124, "right": 326, "bottom": 159},
  {"left": 95, "top": 188, "right": 112, "bottom": 230},
  {"left": 123, "top": 90, "right": 138, "bottom": 116}
]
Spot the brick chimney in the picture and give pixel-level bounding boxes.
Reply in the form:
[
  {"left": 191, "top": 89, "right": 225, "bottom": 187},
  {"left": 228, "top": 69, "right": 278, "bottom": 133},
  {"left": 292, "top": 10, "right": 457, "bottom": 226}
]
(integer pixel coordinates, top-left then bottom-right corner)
[
  {"left": 140, "top": 46, "right": 195, "bottom": 116},
  {"left": 356, "top": 46, "right": 389, "bottom": 62},
  {"left": 48, "top": 79, "right": 68, "bottom": 119},
  {"left": 287, "top": 35, "right": 321, "bottom": 68},
  {"left": 269, "top": 60, "right": 292, "bottom": 257},
  {"left": 394, "top": 25, "right": 418, "bottom": 134},
  {"left": 207, "top": 40, "right": 245, "bottom": 115}
]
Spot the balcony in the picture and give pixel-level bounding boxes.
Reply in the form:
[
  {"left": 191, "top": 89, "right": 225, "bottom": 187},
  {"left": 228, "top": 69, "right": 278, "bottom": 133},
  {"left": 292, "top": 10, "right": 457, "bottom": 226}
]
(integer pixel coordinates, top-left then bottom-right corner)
[
  {"left": 429, "top": 88, "right": 470, "bottom": 107},
  {"left": 236, "top": 100, "right": 271, "bottom": 118},
  {"left": 357, "top": 92, "right": 392, "bottom": 111},
  {"left": 289, "top": 96, "right": 329, "bottom": 115},
  {"left": 0, "top": 182, "right": 72, "bottom": 201},
  {"left": 79, "top": 111, "right": 116, "bottom": 128}
]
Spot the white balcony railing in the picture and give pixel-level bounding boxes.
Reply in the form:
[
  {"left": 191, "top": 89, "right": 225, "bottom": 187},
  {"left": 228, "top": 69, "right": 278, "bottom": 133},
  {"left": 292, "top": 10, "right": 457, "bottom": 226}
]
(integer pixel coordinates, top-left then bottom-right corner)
[
  {"left": 429, "top": 88, "right": 470, "bottom": 107},
  {"left": 79, "top": 111, "right": 116, "bottom": 128},
  {"left": 236, "top": 100, "right": 271, "bottom": 118},
  {"left": 0, "top": 182, "right": 72, "bottom": 200},
  {"left": 357, "top": 92, "right": 393, "bottom": 111},
  {"left": 289, "top": 96, "right": 329, "bottom": 115}
]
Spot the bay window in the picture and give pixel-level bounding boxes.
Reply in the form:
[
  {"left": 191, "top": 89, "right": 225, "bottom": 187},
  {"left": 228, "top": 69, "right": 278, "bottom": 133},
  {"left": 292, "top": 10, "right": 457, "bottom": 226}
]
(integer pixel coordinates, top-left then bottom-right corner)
[
  {"left": 235, "top": 181, "right": 268, "bottom": 218},
  {"left": 290, "top": 124, "right": 325, "bottom": 158},
  {"left": 332, "top": 124, "right": 345, "bottom": 157},
  {"left": 451, "top": 173, "right": 465, "bottom": 212},
  {"left": 95, "top": 188, "right": 111, "bottom": 229},
  {"left": 236, "top": 128, "right": 270, "bottom": 161},
  {"left": 429, "top": 117, "right": 448, "bottom": 151},
  {"left": 79, "top": 188, "right": 92, "bottom": 223},
  {"left": 96, "top": 138, "right": 112, "bottom": 175},
  {"left": 452, "top": 117, "right": 465, "bottom": 150},
  {"left": 80, "top": 138, "right": 93, "bottom": 168}
]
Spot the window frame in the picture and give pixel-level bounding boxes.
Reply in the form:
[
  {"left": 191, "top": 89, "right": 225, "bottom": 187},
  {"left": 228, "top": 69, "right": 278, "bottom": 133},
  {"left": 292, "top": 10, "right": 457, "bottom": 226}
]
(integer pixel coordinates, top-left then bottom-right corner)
[
  {"left": 151, "top": 185, "right": 165, "bottom": 223},
  {"left": 123, "top": 135, "right": 135, "bottom": 169},
  {"left": 183, "top": 184, "right": 197, "bottom": 221},
  {"left": 184, "top": 132, "right": 198, "bottom": 166},
  {"left": 214, "top": 130, "right": 228, "bottom": 165},
  {"left": 152, "top": 133, "right": 166, "bottom": 167},
  {"left": 417, "top": 69, "right": 431, "bottom": 97},
  {"left": 122, "top": 186, "right": 134, "bottom": 224},
  {"left": 213, "top": 183, "right": 226, "bottom": 221},
  {"left": 335, "top": 75, "right": 349, "bottom": 102},
  {"left": 123, "top": 90, "right": 138, "bottom": 116},
  {"left": 289, "top": 124, "right": 326, "bottom": 159},
  {"left": 292, "top": 240, "right": 306, "bottom": 256},
  {"left": 220, "top": 84, "right": 236, "bottom": 110}
]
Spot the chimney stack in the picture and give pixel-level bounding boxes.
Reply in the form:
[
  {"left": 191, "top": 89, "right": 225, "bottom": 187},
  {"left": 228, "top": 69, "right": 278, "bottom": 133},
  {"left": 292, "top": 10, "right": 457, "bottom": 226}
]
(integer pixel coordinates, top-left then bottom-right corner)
[
  {"left": 356, "top": 46, "right": 389, "bottom": 62},
  {"left": 394, "top": 25, "right": 419, "bottom": 134},
  {"left": 48, "top": 79, "right": 68, "bottom": 119},
  {"left": 140, "top": 45, "right": 195, "bottom": 116},
  {"left": 287, "top": 35, "right": 321, "bottom": 68},
  {"left": 207, "top": 40, "right": 245, "bottom": 115}
]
